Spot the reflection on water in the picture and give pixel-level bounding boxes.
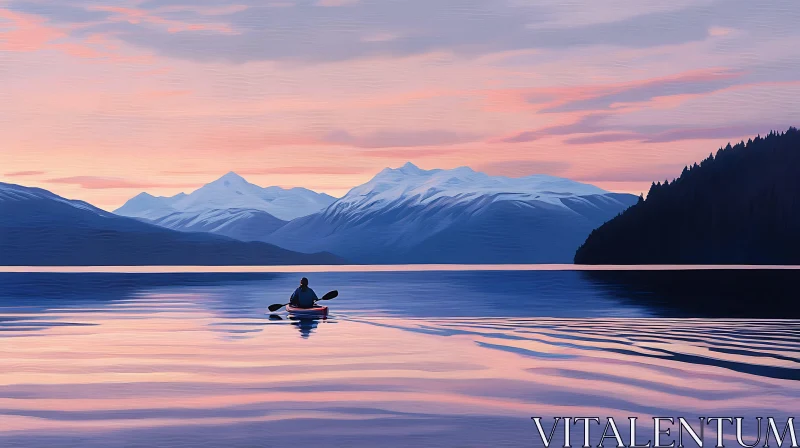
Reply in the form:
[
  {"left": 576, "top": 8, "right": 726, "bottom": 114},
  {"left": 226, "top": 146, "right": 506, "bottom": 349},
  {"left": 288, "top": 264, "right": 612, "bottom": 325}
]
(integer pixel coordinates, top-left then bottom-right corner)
[
  {"left": 290, "top": 316, "right": 324, "bottom": 339},
  {"left": 0, "top": 272, "right": 797, "bottom": 447},
  {"left": 267, "top": 314, "right": 330, "bottom": 339},
  {"left": 582, "top": 269, "right": 800, "bottom": 318}
]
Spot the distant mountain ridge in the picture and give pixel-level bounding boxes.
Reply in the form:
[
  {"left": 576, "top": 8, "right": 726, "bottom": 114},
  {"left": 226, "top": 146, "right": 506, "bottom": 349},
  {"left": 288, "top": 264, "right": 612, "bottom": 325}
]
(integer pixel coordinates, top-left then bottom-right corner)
[
  {"left": 116, "top": 172, "right": 335, "bottom": 222},
  {"left": 575, "top": 127, "right": 800, "bottom": 264},
  {"left": 0, "top": 182, "right": 106, "bottom": 214},
  {"left": 0, "top": 182, "right": 344, "bottom": 266},
  {"left": 145, "top": 208, "right": 288, "bottom": 243},
  {"left": 113, "top": 191, "right": 188, "bottom": 220},
  {"left": 264, "top": 163, "right": 638, "bottom": 263}
]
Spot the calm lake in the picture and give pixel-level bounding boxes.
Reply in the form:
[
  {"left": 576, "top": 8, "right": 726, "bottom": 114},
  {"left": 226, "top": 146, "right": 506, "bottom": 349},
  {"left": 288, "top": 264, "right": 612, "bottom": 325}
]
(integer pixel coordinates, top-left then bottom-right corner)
[{"left": 0, "top": 269, "right": 797, "bottom": 447}]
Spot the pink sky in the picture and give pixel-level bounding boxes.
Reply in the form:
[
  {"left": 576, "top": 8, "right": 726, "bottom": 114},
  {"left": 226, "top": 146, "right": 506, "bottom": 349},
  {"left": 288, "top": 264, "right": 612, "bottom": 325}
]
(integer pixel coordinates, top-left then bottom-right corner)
[{"left": 1, "top": 0, "right": 798, "bottom": 210}]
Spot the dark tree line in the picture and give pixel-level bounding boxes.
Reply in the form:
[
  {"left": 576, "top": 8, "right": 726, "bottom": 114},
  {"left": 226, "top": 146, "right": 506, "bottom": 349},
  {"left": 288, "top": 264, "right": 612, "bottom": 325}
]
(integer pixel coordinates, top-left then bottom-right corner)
[{"left": 574, "top": 127, "right": 800, "bottom": 264}]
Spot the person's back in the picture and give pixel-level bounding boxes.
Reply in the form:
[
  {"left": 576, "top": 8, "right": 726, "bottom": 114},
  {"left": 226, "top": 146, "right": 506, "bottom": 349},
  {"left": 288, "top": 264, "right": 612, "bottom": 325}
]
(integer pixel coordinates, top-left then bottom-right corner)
[{"left": 290, "top": 277, "right": 318, "bottom": 308}]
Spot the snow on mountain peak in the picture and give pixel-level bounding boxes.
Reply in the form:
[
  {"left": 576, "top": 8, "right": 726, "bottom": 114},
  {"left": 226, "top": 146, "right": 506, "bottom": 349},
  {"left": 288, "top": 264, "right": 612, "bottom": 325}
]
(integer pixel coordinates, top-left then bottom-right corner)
[
  {"left": 116, "top": 172, "right": 336, "bottom": 221},
  {"left": 215, "top": 171, "right": 248, "bottom": 186},
  {"left": 396, "top": 161, "right": 427, "bottom": 175},
  {"left": 333, "top": 164, "right": 609, "bottom": 215}
]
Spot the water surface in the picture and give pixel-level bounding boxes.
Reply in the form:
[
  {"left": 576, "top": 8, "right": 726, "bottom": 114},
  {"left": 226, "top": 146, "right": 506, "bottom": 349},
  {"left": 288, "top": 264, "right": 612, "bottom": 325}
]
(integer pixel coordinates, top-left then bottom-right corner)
[{"left": 0, "top": 271, "right": 797, "bottom": 447}]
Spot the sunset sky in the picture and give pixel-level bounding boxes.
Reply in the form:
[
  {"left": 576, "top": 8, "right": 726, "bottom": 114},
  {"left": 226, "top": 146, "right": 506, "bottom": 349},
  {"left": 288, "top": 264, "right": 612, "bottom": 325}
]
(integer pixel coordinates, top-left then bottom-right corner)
[{"left": 1, "top": 0, "right": 799, "bottom": 210}]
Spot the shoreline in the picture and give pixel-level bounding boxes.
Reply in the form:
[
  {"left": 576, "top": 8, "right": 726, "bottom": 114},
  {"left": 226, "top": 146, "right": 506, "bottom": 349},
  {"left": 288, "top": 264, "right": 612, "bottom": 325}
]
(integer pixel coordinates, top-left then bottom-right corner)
[{"left": 1, "top": 264, "right": 799, "bottom": 273}]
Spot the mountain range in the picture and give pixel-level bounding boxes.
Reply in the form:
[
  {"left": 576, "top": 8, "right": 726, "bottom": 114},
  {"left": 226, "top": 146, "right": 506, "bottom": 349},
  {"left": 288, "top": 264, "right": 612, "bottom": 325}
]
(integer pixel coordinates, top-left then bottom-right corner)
[
  {"left": 116, "top": 172, "right": 335, "bottom": 221},
  {"left": 114, "top": 172, "right": 336, "bottom": 244},
  {"left": 0, "top": 182, "right": 343, "bottom": 266},
  {"left": 6, "top": 125, "right": 796, "bottom": 266},
  {"left": 263, "top": 163, "right": 638, "bottom": 263},
  {"left": 2, "top": 163, "right": 638, "bottom": 265},
  {"left": 118, "top": 163, "right": 638, "bottom": 263}
]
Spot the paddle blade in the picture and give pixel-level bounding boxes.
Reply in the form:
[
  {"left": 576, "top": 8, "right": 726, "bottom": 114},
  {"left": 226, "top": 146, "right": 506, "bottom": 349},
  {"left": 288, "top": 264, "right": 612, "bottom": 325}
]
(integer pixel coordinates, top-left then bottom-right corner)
[
  {"left": 320, "top": 290, "right": 338, "bottom": 301},
  {"left": 268, "top": 303, "right": 287, "bottom": 312}
]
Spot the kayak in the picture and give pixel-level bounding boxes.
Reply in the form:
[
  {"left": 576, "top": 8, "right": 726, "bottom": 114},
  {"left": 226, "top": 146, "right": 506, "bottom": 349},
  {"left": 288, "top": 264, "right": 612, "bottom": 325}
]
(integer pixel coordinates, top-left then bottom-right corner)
[{"left": 286, "top": 305, "right": 328, "bottom": 317}]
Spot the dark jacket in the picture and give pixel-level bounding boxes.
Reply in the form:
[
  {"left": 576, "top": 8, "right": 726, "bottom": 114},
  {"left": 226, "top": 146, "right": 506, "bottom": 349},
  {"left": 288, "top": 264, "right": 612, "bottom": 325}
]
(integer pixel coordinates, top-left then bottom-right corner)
[{"left": 290, "top": 286, "right": 318, "bottom": 308}]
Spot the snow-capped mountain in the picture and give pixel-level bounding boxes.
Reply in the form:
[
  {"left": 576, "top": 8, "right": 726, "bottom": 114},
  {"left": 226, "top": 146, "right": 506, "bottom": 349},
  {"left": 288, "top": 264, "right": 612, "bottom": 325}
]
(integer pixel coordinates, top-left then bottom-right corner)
[
  {"left": 331, "top": 161, "right": 607, "bottom": 214},
  {"left": 115, "top": 172, "right": 336, "bottom": 222},
  {"left": 0, "top": 181, "right": 343, "bottom": 266},
  {"left": 264, "top": 163, "right": 638, "bottom": 263}
]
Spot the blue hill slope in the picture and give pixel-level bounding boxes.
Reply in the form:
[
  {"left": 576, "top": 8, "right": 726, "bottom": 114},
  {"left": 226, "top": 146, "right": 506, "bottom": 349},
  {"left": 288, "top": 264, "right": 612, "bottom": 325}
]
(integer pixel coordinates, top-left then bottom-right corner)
[{"left": 0, "top": 182, "right": 343, "bottom": 266}]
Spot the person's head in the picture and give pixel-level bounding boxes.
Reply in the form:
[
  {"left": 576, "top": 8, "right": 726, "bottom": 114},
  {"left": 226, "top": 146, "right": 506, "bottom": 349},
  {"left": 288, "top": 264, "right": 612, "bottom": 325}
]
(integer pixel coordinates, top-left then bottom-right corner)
[{"left": 300, "top": 277, "right": 309, "bottom": 288}]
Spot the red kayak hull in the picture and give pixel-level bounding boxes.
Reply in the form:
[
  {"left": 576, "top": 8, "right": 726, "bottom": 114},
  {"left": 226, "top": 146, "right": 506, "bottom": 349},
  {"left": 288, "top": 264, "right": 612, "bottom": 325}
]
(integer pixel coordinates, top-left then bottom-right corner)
[{"left": 286, "top": 305, "right": 328, "bottom": 317}]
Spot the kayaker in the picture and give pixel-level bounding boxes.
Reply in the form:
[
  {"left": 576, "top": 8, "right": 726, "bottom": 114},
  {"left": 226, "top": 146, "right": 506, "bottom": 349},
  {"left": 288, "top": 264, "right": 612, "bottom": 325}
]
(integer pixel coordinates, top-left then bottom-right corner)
[{"left": 289, "top": 277, "right": 318, "bottom": 309}]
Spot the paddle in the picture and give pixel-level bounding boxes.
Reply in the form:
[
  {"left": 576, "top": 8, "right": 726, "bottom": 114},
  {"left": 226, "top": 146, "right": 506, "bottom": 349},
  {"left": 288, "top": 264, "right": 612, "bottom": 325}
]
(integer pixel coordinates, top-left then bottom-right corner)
[{"left": 268, "top": 290, "right": 338, "bottom": 312}]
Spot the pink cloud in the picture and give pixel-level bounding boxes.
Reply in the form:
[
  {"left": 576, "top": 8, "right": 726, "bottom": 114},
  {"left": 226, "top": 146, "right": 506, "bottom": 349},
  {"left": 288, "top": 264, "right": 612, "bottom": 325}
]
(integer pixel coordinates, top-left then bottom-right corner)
[
  {"left": 167, "top": 23, "right": 234, "bottom": 34},
  {"left": 90, "top": 5, "right": 236, "bottom": 35},
  {"left": 46, "top": 176, "right": 201, "bottom": 190},
  {"left": 190, "top": 129, "right": 322, "bottom": 153},
  {"left": 141, "top": 90, "right": 193, "bottom": 99},
  {"left": 476, "top": 160, "right": 571, "bottom": 177},
  {"left": 152, "top": 5, "right": 250, "bottom": 16},
  {"left": 0, "top": 9, "right": 150, "bottom": 63},
  {"left": 188, "top": 127, "right": 483, "bottom": 154},
  {"left": 495, "top": 113, "right": 608, "bottom": 143},
  {"left": 563, "top": 124, "right": 793, "bottom": 145},
  {"left": 564, "top": 132, "right": 641, "bottom": 145},
  {"left": 573, "top": 163, "right": 686, "bottom": 183},
  {"left": 323, "top": 129, "right": 483, "bottom": 148},
  {"left": 643, "top": 125, "right": 783, "bottom": 144},
  {"left": 238, "top": 166, "right": 370, "bottom": 175},
  {"left": 317, "top": 0, "right": 360, "bottom": 6},
  {"left": 356, "top": 148, "right": 456, "bottom": 159},
  {"left": 162, "top": 166, "right": 370, "bottom": 175},
  {"left": 5, "top": 170, "right": 46, "bottom": 177},
  {"left": 91, "top": 6, "right": 147, "bottom": 22},
  {"left": 601, "top": 79, "right": 800, "bottom": 113},
  {"left": 484, "top": 67, "right": 743, "bottom": 116},
  {"left": 708, "top": 26, "right": 734, "bottom": 37},
  {"left": 51, "top": 42, "right": 106, "bottom": 59},
  {"left": 0, "top": 9, "right": 65, "bottom": 52}
]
